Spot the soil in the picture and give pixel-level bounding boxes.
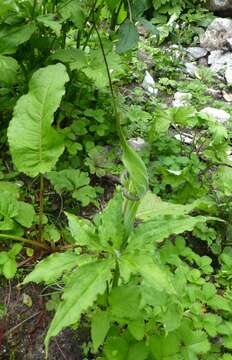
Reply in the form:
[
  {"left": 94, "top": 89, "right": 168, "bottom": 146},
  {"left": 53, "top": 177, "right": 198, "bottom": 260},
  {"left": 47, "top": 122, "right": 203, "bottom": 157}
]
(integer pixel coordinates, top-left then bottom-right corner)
[{"left": 0, "top": 280, "right": 88, "bottom": 360}]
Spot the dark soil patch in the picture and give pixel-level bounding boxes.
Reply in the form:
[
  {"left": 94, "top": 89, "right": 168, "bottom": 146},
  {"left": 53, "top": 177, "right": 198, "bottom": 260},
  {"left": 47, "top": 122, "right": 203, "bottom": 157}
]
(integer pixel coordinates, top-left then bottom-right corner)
[{"left": 0, "top": 281, "right": 87, "bottom": 360}]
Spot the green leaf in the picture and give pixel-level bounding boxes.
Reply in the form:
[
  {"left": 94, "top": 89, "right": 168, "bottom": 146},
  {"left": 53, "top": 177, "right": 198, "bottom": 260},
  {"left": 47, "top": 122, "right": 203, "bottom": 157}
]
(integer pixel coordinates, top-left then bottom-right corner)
[
  {"left": 94, "top": 192, "right": 124, "bottom": 250},
  {"left": 128, "top": 319, "right": 145, "bottom": 341},
  {"left": 130, "top": 215, "right": 213, "bottom": 250},
  {"left": 8, "top": 64, "right": 69, "bottom": 177},
  {"left": 0, "top": 55, "right": 18, "bottom": 84},
  {"left": 23, "top": 252, "right": 78, "bottom": 285},
  {"left": 9, "top": 243, "right": 22, "bottom": 257},
  {"left": 66, "top": 212, "right": 100, "bottom": 250},
  {"left": 47, "top": 169, "right": 89, "bottom": 193},
  {"left": 15, "top": 201, "right": 35, "bottom": 227},
  {"left": 3, "top": 258, "right": 17, "bottom": 279},
  {"left": 0, "top": 251, "right": 9, "bottom": 265},
  {"left": 127, "top": 342, "right": 149, "bottom": 360},
  {"left": 109, "top": 286, "right": 142, "bottom": 320},
  {"left": 37, "top": 14, "right": 62, "bottom": 36},
  {"left": 137, "top": 192, "right": 195, "bottom": 221},
  {"left": 117, "top": 20, "right": 139, "bottom": 53},
  {"left": 91, "top": 310, "right": 110, "bottom": 352},
  {"left": 45, "top": 259, "right": 114, "bottom": 352},
  {"left": 0, "top": 23, "right": 36, "bottom": 54},
  {"left": 119, "top": 253, "right": 175, "bottom": 294},
  {"left": 58, "top": 0, "right": 85, "bottom": 28},
  {"left": 104, "top": 336, "right": 129, "bottom": 360},
  {"left": 149, "top": 333, "right": 180, "bottom": 359}
]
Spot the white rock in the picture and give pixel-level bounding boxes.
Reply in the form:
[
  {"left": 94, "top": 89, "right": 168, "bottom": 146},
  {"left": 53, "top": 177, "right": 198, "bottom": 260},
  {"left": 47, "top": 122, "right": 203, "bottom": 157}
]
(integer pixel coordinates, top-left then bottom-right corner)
[
  {"left": 200, "top": 107, "right": 230, "bottom": 123},
  {"left": 128, "top": 137, "right": 147, "bottom": 151},
  {"left": 223, "top": 91, "right": 232, "bottom": 102},
  {"left": 208, "top": 51, "right": 232, "bottom": 72},
  {"left": 184, "top": 62, "right": 197, "bottom": 77},
  {"left": 174, "top": 133, "right": 193, "bottom": 144},
  {"left": 187, "top": 47, "right": 208, "bottom": 60},
  {"left": 225, "top": 64, "right": 232, "bottom": 84},
  {"left": 200, "top": 18, "right": 232, "bottom": 50},
  {"left": 172, "top": 92, "right": 192, "bottom": 107},
  {"left": 142, "top": 71, "right": 157, "bottom": 95}
]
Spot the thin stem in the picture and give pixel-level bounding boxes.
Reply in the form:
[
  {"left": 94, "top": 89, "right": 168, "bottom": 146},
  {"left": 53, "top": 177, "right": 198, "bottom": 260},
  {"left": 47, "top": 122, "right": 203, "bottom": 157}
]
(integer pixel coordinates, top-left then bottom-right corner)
[
  {"left": 32, "top": 0, "right": 37, "bottom": 18},
  {"left": 0, "top": 234, "right": 49, "bottom": 251},
  {"left": 38, "top": 174, "right": 44, "bottom": 242},
  {"left": 126, "top": 0, "right": 133, "bottom": 22}
]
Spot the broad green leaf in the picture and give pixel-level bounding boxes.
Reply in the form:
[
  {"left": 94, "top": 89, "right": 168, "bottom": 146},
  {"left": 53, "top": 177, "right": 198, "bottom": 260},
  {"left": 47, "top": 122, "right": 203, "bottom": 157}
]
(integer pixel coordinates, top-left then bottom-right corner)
[
  {"left": 91, "top": 310, "right": 110, "bottom": 352},
  {"left": 15, "top": 201, "right": 35, "bottom": 227},
  {"left": 149, "top": 333, "right": 180, "bottom": 359},
  {"left": 3, "top": 258, "right": 17, "bottom": 279},
  {"left": 0, "top": 251, "right": 9, "bottom": 264},
  {"left": 58, "top": 0, "right": 85, "bottom": 28},
  {"left": 37, "top": 14, "right": 62, "bottom": 36},
  {"left": 0, "top": 55, "right": 18, "bottom": 84},
  {"left": 94, "top": 192, "right": 124, "bottom": 250},
  {"left": 130, "top": 215, "right": 214, "bottom": 250},
  {"left": 23, "top": 252, "right": 78, "bottom": 285},
  {"left": 137, "top": 192, "right": 195, "bottom": 221},
  {"left": 119, "top": 253, "right": 175, "bottom": 294},
  {"left": 109, "top": 285, "right": 142, "bottom": 320},
  {"left": 104, "top": 336, "right": 129, "bottom": 360},
  {"left": 47, "top": 169, "right": 89, "bottom": 193},
  {"left": 50, "top": 48, "right": 87, "bottom": 68},
  {"left": 117, "top": 20, "right": 139, "bottom": 53},
  {"left": 0, "top": 23, "right": 36, "bottom": 54},
  {"left": 45, "top": 259, "right": 114, "bottom": 351},
  {"left": 0, "top": 181, "right": 20, "bottom": 197},
  {"left": 127, "top": 342, "right": 149, "bottom": 360},
  {"left": 66, "top": 212, "right": 100, "bottom": 250},
  {"left": 8, "top": 243, "right": 22, "bottom": 257},
  {"left": 8, "top": 64, "right": 69, "bottom": 177},
  {"left": 128, "top": 319, "right": 145, "bottom": 341}
]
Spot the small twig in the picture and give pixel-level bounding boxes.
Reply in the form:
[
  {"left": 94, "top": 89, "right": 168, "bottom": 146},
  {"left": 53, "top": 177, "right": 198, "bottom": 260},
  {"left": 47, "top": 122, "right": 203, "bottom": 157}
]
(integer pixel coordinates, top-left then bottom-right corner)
[
  {"left": 55, "top": 338, "right": 68, "bottom": 360},
  {"left": 4, "top": 311, "right": 41, "bottom": 337}
]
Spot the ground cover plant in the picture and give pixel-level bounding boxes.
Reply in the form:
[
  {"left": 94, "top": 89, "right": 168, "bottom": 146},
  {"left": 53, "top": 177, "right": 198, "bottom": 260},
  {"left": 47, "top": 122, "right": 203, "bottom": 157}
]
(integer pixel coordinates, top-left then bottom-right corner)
[{"left": 1, "top": 0, "right": 232, "bottom": 359}]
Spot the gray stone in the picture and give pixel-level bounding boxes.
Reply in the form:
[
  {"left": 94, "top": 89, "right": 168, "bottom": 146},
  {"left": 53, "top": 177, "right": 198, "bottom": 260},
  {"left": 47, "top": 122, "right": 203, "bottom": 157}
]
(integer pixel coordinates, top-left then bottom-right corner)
[
  {"left": 223, "top": 90, "right": 232, "bottom": 101},
  {"left": 206, "top": 88, "right": 222, "bottom": 99},
  {"left": 184, "top": 62, "right": 197, "bottom": 77},
  {"left": 226, "top": 37, "right": 232, "bottom": 49},
  {"left": 200, "top": 18, "right": 232, "bottom": 50},
  {"left": 128, "top": 137, "right": 147, "bottom": 151},
  {"left": 225, "top": 64, "right": 232, "bottom": 84},
  {"left": 172, "top": 92, "right": 192, "bottom": 107},
  {"left": 200, "top": 107, "right": 230, "bottom": 123},
  {"left": 186, "top": 47, "right": 208, "bottom": 60},
  {"left": 209, "top": 0, "right": 232, "bottom": 12}
]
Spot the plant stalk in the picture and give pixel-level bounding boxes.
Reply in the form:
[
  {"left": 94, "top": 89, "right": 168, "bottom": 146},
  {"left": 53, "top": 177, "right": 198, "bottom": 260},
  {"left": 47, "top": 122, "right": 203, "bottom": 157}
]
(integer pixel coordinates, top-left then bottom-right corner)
[
  {"left": 38, "top": 174, "right": 44, "bottom": 242},
  {"left": 0, "top": 234, "right": 49, "bottom": 251}
]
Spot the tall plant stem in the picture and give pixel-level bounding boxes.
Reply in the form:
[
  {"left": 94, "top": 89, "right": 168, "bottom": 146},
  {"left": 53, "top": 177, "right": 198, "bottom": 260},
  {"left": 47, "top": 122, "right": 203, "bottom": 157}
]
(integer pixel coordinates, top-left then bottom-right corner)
[
  {"left": 38, "top": 174, "right": 44, "bottom": 242},
  {"left": 0, "top": 234, "right": 49, "bottom": 251}
]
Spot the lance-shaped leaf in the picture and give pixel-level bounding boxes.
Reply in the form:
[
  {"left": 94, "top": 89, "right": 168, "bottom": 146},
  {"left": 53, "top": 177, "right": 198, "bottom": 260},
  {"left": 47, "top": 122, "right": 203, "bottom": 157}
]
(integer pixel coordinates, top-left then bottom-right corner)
[
  {"left": 45, "top": 258, "right": 114, "bottom": 352},
  {"left": 8, "top": 63, "right": 69, "bottom": 177}
]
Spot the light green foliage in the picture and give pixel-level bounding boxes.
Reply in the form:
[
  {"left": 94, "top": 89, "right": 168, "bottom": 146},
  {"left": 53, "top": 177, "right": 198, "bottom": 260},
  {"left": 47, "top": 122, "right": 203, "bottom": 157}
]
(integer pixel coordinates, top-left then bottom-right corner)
[
  {"left": 8, "top": 64, "right": 69, "bottom": 177},
  {"left": 47, "top": 168, "right": 101, "bottom": 206},
  {"left": 45, "top": 259, "right": 114, "bottom": 351},
  {"left": 23, "top": 252, "right": 79, "bottom": 285},
  {"left": 0, "top": 23, "right": 36, "bottom": 54},
  {"left": 0, "top": 243, "right": 22, "bottom": 279},
  {"left": 117, "top": 21, "right": 139, "bottom": 53},
  {"left": 0, "top": 55, "right": 18, "bottom": 84},
  {"left": 0, "top": 191, "right": 35, "bottom": 230}
]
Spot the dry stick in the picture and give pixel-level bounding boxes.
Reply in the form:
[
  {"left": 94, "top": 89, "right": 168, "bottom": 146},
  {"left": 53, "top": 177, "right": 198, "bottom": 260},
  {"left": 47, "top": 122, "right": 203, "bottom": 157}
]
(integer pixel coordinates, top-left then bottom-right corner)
[{"left": 4, "top": 311, "right": 41, "bottom": 337}]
